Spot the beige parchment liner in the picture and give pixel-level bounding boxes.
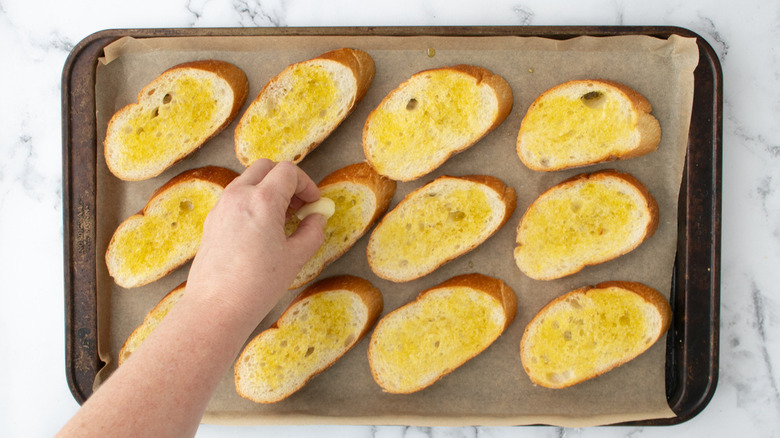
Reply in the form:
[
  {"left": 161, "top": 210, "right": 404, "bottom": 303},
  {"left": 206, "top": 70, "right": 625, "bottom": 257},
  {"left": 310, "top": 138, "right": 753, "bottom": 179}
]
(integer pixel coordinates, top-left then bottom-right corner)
[{"left": 93, "top": 33, "right": 699, "bottom": 427}]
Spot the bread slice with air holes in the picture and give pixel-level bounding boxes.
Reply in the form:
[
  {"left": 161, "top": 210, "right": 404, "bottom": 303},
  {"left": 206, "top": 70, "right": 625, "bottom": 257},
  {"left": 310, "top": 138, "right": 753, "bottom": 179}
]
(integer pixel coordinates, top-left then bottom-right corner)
[
  {"left": 234, "top": 48, "right": 375, "bottom": 167},
  {"left": 516, "top": 79, "right": 661, "bottom": 171},
  {"left": 234, "top": 275, "right": 383, "bottom": 403},
  {"left": 520, "top": 281, "right": 672, "bottom": 389},
  {"left": 513, "top": 169, "right": 658, "bottom": 281},
  {"left": 367, "top": 174, "right": 516, "bottom": 282},
  {"left": 104, "top": 60, "right": 249, "bottom": 181},
  {"left": 368, "top": 273, "right": 517, "bottom": 394},
  {"left": 118, "top": 282, "right": 186, "bottom": 365},
  {"left": 363, "top": 65, "right": 513, "bottom": 181},
  {"left": 105, "top": 166, "right": 238, "bottom": 288},
  {"left": 286, "top": 162, "right": 396, "bottom": 289}
]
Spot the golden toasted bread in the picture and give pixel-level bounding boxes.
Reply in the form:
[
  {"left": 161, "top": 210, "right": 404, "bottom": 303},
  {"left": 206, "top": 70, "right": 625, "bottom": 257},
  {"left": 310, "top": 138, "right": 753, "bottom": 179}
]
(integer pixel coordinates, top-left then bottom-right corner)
[
  {"left": 234, "top": 276, "right": 383, "bottom": 403},
  {"left": 104, "top": 60, "right": 248, "bottom": 180},
  {"left": 105, "top": 166, "right": 238, "bottom": 288},
  {"left": 363, "top": 65, "right": 513, "bottom": 181},
  {"left": 367, "top": 175, "right": 516, "bottom": 282},
  {"left": 235, "top": 48, "right": 375, "bottom": 166},
  {"left": 513, "top": 170, "right": 658, "bottom": 280},
  {"left": 516, "top": 79, "right": 660, "bottom": 171},
  {"left": 520, "top": 281, "right": 671, "bottom": 388},
  {"left": 368, "top": 274, "right": 516, "bottom": 394}
]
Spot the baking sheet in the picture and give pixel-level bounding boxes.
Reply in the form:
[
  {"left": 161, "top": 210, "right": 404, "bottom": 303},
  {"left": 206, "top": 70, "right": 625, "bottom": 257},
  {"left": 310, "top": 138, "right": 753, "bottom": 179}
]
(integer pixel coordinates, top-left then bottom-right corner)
[{"left": 63, "top": 28, "right": 712, "bottom": 427}]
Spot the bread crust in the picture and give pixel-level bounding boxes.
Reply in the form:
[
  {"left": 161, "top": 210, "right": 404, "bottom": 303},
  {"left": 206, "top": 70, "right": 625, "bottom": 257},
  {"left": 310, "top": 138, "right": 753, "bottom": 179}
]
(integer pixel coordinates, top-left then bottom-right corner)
[
  {"left": 594, "top": 79, "right": 661, "bottom": 162},
  {"left": 595, "top": 281, "right": 672, "bottom": 335},
  {"left": 362, "top": 65, "right": 513, "bottom": 181},
  {"left": 235, "top": 48, "right": 375, "bottom": 167},
  {"left": 368, "top": 273, "right": 516, "bottom": 393},
  {"left": 519, "top": 281, "right": 671, "bottom": 388},
  {"left": 317, "top": 48, "right": 376, "bottom": 103},
  {"left": 282, "top": 275, "right": 384, "bottom": 337},
  {"left": 235, "top": 275, "right": 383, "bottom": 403},
  {"left": 447, "top": 65, "right": 515, "bottom": 133},
  {"left": 105, "top": 166, "right": 238, "bottom": 288},
  {"left": 516, "top": 79, "right": 660, "bottom": 171},
  {"left": 167, "top": 60, "right": 250, "bottom": 124},
  {"left": 367, "top": 174, "right": 517, "bottom": 282},
  {"left": 318, "top": 162, "right": 397, "bottom": 226},
  {"left": 559, "top": 169, "right": 660, "bottom": 245},
  {"left": 514, "top": 169, "right": 658, "bottom": 280},
  {"left": 288, "top": 162, "right": 396, "bottom": 289},
  {"left": 144, "top": 165, "right": 239, "bottom": 209},
  {"left": 424, "top": 273, "right": 518, "bottom": 332},
  {"left": 457, "top": 174, "right": 519, "bottom": 224},
  {"left": 104, "top": 60, "right": 249, "bottom": 180}
]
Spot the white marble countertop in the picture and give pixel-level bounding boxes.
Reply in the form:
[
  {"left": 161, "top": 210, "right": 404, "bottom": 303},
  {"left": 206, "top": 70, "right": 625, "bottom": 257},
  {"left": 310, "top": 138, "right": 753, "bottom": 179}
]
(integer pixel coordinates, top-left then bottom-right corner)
[{"left": 1, "top": 0, "right": 778, "bottom": 436}]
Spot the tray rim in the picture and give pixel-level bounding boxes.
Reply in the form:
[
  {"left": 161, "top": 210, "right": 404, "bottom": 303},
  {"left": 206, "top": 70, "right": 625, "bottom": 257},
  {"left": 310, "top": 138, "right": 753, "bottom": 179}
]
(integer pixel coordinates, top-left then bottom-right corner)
[{"left": 62, "top": 25, "right": 721, "bottom": 426}]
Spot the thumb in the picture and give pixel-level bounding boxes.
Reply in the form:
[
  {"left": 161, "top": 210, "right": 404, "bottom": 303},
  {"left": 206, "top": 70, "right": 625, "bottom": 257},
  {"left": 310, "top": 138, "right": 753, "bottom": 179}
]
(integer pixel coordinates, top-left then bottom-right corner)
[{"left": 287, "top": 213, "right": 327, "bottom": 262}]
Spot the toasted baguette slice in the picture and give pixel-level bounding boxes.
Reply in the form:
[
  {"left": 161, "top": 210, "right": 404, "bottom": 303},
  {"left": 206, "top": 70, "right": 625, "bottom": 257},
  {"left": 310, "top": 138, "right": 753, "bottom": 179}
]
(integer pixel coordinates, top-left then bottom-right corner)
[
  {"left": 368, "top": 274, "right": 516, "bottom": 393},
  {"left": 118, "top": 282, "right": 186, "bottom": 365},
  {"left": 520, "top": 281, "right": 672, "bottom": 388},
  {"left": 367, "top": 175, "right": 516, "bottom": 282},
  {"left": 516, "top": 79, "right": 661, "bottom": 171},
  {"left": 234, "top": 48, "right": 375, "bottom": 166},
  {"left": 104, "top": 60, "right": 249, "bottom": 181},
  {"left": 363, "top": 65, "right": 513, "bottom": 181},
  {"left": 105, "top": 166, "right": 238, "bottom": 288},
  {"left": 514, "top": 170, "right": 658, "bottom": 281},
  {"left": 286, "top": 163, "right": 396, "bottom": 289},
  {"left": 234, "top": 275, "right": 383, "bottom": 403}
]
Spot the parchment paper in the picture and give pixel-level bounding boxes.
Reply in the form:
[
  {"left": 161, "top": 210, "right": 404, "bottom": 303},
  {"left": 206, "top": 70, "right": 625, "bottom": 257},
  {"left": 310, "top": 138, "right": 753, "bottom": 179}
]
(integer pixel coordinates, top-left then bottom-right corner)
[{"left": 93, "top": 33, "right": 699, "bottom": 427}]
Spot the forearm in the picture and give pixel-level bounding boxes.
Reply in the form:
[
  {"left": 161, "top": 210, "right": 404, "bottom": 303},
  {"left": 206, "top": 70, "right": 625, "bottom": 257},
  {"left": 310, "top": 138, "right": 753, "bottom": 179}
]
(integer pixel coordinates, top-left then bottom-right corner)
[
  {"left": 57, "top": 161, "right": 325, "bottom": 437},
  {"left": 57, "top": 286, "right": 278, "bottom": 438}
]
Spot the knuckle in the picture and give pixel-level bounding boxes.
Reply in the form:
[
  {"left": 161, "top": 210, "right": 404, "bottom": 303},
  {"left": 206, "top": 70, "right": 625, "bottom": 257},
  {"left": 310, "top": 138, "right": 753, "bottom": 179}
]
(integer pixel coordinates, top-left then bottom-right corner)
[{"left": 252, "top": 185, "right": 281, "bottom": 206}]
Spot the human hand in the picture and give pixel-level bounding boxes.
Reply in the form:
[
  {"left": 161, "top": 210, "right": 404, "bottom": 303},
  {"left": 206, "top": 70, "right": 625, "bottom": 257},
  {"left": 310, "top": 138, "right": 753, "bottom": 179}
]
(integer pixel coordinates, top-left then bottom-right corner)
[
  {"left": 185, "top": 159, "right": 326, "bottom": 320},
  {"left": 56, "top": 161, "right": 326, "bottom": 438}
]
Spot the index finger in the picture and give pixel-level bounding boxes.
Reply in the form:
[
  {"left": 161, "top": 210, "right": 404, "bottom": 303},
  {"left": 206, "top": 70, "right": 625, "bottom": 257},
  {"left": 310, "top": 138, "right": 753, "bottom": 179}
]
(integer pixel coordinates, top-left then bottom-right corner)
[
  {"left": 259, "top": 161, "right": 321, "bottom": 206},
  {"left": 232, "top": 158, "right": 276, "bottom": 187}
]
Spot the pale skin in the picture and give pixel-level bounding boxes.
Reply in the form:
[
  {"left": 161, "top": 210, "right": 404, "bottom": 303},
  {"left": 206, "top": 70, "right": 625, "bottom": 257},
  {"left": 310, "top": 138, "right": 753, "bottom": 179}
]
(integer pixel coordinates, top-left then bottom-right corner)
[{"left": 57, "top": 160, "right": 327, "bottom": 437}]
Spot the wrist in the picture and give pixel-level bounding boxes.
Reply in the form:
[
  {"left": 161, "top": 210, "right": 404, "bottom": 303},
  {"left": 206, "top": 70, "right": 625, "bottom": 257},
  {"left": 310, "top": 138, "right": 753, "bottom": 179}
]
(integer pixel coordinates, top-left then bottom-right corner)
[{"left": 180, "top": 278, "right": 287, "bottom": 335}]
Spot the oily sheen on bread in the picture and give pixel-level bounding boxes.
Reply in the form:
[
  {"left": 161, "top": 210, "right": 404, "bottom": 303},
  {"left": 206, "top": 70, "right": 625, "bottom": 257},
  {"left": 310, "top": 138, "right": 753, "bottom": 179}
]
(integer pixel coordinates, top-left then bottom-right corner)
[
  {"left": 516, "top": 79, "right": 661, "bottom": 171},
  {"left": 520, "top": 281, "right": 672, "bottom": 388},
  {"left": 363, "top": 65, "right": 513, "bottom": 181},
  {"left": 234, "top": 276, "right": 383, "bottom": 403},
  {"left": 104, "top": 60, "right": 249, "bottom": 181},
  {"left": 367, "top": 174, "right": 516, "bottom": 282},
  {"left": 118, "top": 282, "right": 186, "bottom": 365},
  {"left": 368, "top": 274, "right": 516, "bottom": 394},
  {"left": 286, "top": 162, "right": 396, "bottom": 289},
  {"left": 234, "top": 48, "right": 375, "bottom": 167},
  {"left": 513, "top": 170, "right": 658, "bottom": 281},
  {"left": 105, "top": 166, "right": 238, "bottom": 288}
]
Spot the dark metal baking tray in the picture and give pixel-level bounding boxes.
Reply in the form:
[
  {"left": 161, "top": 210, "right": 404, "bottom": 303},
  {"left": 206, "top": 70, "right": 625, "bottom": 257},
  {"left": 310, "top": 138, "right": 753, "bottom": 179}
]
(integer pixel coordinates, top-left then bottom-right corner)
[{"left": 62, "top": 26, "right": 721, "bottom": 425}]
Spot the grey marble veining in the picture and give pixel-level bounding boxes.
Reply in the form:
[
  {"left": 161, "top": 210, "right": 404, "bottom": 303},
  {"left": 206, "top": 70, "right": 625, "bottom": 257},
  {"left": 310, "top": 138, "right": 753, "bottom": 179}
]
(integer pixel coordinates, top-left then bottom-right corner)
[{"left": 1, "top": 0, "right": 779, "bottom": 436}]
